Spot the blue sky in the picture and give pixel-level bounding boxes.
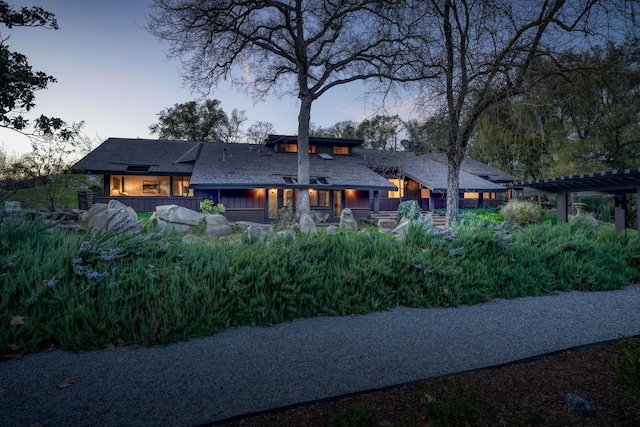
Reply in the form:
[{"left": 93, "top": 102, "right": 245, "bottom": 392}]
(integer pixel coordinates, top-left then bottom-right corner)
[{"left": 1, "top": 0, "right": 409, "bottom": 155}]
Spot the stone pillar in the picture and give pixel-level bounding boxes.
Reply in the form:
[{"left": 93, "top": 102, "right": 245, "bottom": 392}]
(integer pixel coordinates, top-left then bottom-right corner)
[
  {"left": 614, "top": 195, "right": 627, "bottom": 235},
  {"left": 428, "top": 192, "right": 435, "bottom": 212},
  {"left": 557, "top": 192, "right": 568, "bottom": 225},
  {"left": 373, "top": 190, "right": 380, "bottom": 214}
]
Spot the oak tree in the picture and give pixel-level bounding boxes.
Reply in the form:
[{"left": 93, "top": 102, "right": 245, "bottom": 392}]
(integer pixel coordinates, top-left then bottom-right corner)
[{"left": 148, "top": 0, "right": 422, "bottom": 215}]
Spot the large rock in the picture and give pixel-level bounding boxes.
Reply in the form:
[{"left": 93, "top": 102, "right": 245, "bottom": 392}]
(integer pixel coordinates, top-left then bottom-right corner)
[
  {"left": 206, "top": 223, "right": 233, "bottom": 237},
  {"left": 325, "top": 225, "right": 340, "bottom": 235},
  {"left": 85, "top": 200, "right": 139, "bottom": 232},
  {"left": 4, "top": 201, "right": 21, "bottom": 214},
  {"left": 566, "top": 393, "right": 596, "bottom": 416},
  {"left": 378, "top": 218, "right": 397, "bottom": 234},
  {"left": 339, "top": 208, "right": 358, "bottom": 230},
  {"left": 309, "top": 210, "right": 329, "bottom": 224},
  {"left": 392, "top": 217, "right": 412, "bottom": 237},
  {"left": 154, "top": 205, "right": 203, "bottom": 226},
  {"left": 298, "top": 213, "right": 318, "bottom": 236},
  {"left": 275, "top": 229, "right": 297, "bottom": 241},
  {"left": 245, "top": 224, "right": 269, "bottom": 242},
  {"left": 206, "top": 214, "right": 229, "bottom": 225}
]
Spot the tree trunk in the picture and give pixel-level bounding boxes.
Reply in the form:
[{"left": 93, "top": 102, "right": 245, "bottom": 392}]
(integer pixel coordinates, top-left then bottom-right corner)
[
  {"left": 296, "top": 95, "right": 312, "bottom": 216},
  {"left": 445, "top": 156, "right": 461, "bottom": 227}
]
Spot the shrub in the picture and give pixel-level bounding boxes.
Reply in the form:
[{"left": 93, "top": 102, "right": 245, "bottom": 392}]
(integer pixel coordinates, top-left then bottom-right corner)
[
  {"left": 500, "top": 200, "right": 543, "bottom": 225},
  {"left": 396, "top": 200, "right": 421, "bottom": 222},
  {"left": 611, "top": 337, "right": 640, "bottom": 415},
  {"left": 200, "top": 199, "right": 225, "bottom": 214}
]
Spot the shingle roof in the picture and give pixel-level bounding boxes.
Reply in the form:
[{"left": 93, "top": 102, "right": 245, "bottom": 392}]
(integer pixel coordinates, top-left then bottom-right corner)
[
  {"left": 424, "top": 152, "right": 517, "bottom": 183},
  {"left": 353, "top": 148, "right": 506, "bottom": 192},
  {"left": 72, "top": 138, "right": 198, "bottom": 175},
  {"left": 190, "top": 142, "right": 393, "bottom": 190}
]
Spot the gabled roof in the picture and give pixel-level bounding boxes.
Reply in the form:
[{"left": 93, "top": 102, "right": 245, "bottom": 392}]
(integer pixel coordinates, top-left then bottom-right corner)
[
  {"left": 190, "top": 142, "right": 393, "bottom": 190},
  {"left": 354, "top": 148, "right": 506, "bottom": 193},
  {"left": 423, "top": 152, "right": 517, "bottom": 183},
  {"left": 72, "top": 138, "right": 198, "bottom": 175}
]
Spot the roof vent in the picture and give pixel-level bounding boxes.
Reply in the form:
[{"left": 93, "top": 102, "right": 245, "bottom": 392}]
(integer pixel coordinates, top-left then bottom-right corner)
[{"left": 318, "top": 153, "right": 333, "bottom": 160}]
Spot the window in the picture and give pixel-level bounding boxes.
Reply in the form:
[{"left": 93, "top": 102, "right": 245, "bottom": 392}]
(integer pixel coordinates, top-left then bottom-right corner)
[
  {"left": 332, "top": 146, "right": 349, "bottom": 155},
  {"left": 309, "top": 189, "right": 318, "bottom": 206},
  {"left": 172, "top": 176, "right": 192, "bottom": 197},
  {"left": 318, "top": 190, "right": 329, "bottom": 207},
  {"left": 387, "top": 178, "right": 405, "bottom": 198},
  {"left": 309, "top": 145, "right": 317, "bottom": 154},
  {"left": 280, "top": 143, "right": 297, "bottom": 152}
]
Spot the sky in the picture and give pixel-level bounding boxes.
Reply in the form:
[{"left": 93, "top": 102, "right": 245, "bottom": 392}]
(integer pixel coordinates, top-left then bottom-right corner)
[{"left": 0, "top": 0, "right": 411, "bottom": 156}]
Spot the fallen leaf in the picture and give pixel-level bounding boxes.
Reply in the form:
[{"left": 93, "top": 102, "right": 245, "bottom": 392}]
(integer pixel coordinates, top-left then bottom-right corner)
[
  {"left": 57, "top": 378, "right": 76, "bottom": 388},
  {"left": 10, "top": 316, "right": 25, "bottom": 327},
  {"left": 105, "top": 343, "right": 116, "bottom": 351},
  {"left": 8, "top": 343, "right": 19, "bottom": 351},
  {"left": 116, "top": 338, "right": 125, "bottom": 346}
]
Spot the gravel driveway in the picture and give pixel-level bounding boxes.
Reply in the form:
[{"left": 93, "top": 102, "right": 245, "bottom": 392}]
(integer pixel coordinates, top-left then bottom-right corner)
[{"left": 1, "top": 285, "right": 639, "bottom": 426}]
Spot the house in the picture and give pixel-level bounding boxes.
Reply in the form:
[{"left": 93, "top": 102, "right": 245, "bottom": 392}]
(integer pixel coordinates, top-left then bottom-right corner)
[{"left": 72, "top": 135, "right": 514, "bottom": 222}]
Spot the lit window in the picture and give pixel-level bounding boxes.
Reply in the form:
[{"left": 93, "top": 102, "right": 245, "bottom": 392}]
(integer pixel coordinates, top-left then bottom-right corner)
[
  {"left": 280, "top": 144, "right": 298, "bottom": 152},
  {"left": 332, "top": 146, "right": 349, "bottom": 155},
  {"left": 309, "top": 145, "right": 317, "bottom": 154},
  {"left": 387, "top": 178, "right": 405, "bottom": 198}
]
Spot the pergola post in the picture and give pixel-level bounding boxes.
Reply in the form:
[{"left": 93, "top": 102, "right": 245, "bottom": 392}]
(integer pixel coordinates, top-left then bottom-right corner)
[
  {"left": 637, "top": 188, "right": 640, "bottom": 232},
  {"left": 614, "top": 195, "right": 627, "bottom": 235},
  {"left": 556, "top": 192, "right": 569, "bottom": 225},
  {"left": 372, "top": 190, "right": 380, "bottom": 214},
  {"left": 428, "top": 192, "right": 435, "bottom": 212},
  {"left": 478, "top": 192, "right": 484, "bottom": 208}
]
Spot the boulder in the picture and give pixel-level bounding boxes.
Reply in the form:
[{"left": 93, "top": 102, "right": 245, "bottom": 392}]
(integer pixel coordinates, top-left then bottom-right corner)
[
  {"left": 566, "top": 393, "right": 596, "bottom": 416},
  {"left": 339, "top": 208, "right": 358, "bottom": 230},
  {"left": 325, "top": 225, "right": 340, "bottom": 235},
  {"left": 378, "top": 218, "right": 397, "bottom": 234},
  {"left": 245, "top": 224, "right": 269, "bottom": 242},
  {"left": 392, "top": 217, "right": 412, "bottom": 236},
  {"left": 85, "top": 200, "right": 139, "bottom": 232},
  {"left": 206, "top": 213, "right": 229, "bottom": 226},
  {"left": 206, "top": 223, "right": 233, "bottom": 237},
  {"left": 422, "top": 211, "right": 435, "bottom": 228},
  {"left": 154, "top": 205, "right": 203, "bottom": 226},
  {"left": 309, "top": 210, "right": 329, "bottom": 224},
  {"left": 275, "top": 229, "right": 297, "bottom": 241},
  {"left": 3, "top": 201, "right": 21, "bottom": 214},
  {"left": 298, "top": 213, "right": 318, "bottom": 236}
]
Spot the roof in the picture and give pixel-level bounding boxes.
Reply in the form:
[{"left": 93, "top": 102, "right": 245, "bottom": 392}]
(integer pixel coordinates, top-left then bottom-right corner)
[
  {"left": 264, "top": 134, "right": 363, "bottom": 148},
  {"left": 72, "top": 138, "right": 199, "bottom": 175},
  {"left": 517, "top": 169, "right": 640, "bottom": 194},
  {"left": 72, "top": 138, "right": 393, "bottom": 191},
  {"left": 423, "top": 152, "right": 517, "bottom": 183},
  {"left": 190, "top": 142, "right": 393, "bottom": 190},
  {"left": 353, "top": 148, "right": 507, "bottom": 193},
  {"left": 72, "top": 137, "right": 511, "bottom": 193}
]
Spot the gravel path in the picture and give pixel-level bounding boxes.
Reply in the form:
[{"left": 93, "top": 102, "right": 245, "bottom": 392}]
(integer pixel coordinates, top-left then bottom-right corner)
[{"left": 1, "top": 286, "right": 640, "bottom": 426}]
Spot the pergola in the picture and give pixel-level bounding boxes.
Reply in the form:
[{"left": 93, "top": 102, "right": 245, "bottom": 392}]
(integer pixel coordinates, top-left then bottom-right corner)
[{"left": 518, "top": 169, "right": 640, "bottom": 234}]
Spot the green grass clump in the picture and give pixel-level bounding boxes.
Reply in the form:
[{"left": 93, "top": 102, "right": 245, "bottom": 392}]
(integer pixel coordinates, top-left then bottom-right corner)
[
  {"left": 501, "top": 200, "right": 544, "bottom": 225},
  {"left": 2, "top": 215, "right": 639, "bottom": 358},
  {"left": 611, "top": 337, "right": 640, "bottom": 418}
]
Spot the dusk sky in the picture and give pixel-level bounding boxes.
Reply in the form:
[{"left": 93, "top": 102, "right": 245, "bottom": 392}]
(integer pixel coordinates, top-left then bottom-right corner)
[{"left": 1, "top": 0, "right": 410, "bottom": 156}]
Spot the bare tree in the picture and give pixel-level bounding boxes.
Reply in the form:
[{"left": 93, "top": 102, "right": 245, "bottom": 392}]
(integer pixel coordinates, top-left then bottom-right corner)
[
  {"left": 410, "top": 0, "right": 638, "bottom": 226},
  {"left": 148, "top": 0, "right": 423, "bottom": 215},
  {"left": 246, "top": 121, "right": 275, "bottom": 144}
]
